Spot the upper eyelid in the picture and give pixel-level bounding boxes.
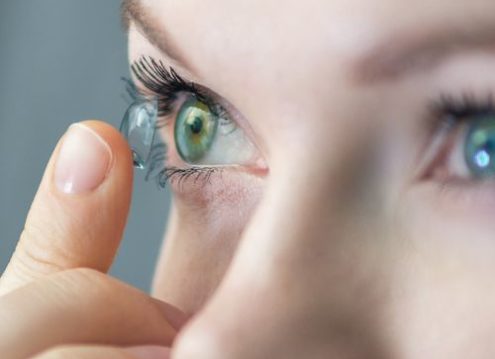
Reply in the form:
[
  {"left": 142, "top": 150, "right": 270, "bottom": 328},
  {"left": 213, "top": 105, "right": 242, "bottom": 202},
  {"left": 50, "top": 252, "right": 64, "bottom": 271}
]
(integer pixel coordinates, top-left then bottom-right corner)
[
  {"left": 430, "top": 92, "right": 495, "bottom": 118},
  {"left": 133, "top": 75, "right": 232, "bottom": 125}
]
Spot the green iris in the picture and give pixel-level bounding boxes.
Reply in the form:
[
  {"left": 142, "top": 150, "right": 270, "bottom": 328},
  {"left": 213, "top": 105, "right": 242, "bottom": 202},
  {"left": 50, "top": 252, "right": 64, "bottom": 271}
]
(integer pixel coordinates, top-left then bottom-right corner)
[
  {"left": 174, "top": 97, "right": 218, "bottom": 163},
  {"left": 465, "top": 114, "right": 495, "bottom": 178}
]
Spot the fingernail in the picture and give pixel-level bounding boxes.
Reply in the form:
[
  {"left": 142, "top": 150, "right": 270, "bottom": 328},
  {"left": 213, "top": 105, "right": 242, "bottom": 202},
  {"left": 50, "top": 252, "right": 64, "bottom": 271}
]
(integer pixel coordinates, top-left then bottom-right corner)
[
  {"left": 124, "top": 345, "right": 171, "bottom": 359},
  {"left": 55, "top": 123, "right": 112, "bottom": 194}
]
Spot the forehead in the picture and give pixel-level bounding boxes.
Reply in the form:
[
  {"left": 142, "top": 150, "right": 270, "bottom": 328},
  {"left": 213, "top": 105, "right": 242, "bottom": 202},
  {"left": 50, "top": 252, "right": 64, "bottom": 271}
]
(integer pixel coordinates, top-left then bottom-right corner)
[
  {"left": 133, "top": 0, "right": 495, "bottom": 84},
  {"left": 137, "top": 0, "right": 494, "bottom": 56},
  {"left": 129, "top": 0, "right": 495, "bottom": 139}
]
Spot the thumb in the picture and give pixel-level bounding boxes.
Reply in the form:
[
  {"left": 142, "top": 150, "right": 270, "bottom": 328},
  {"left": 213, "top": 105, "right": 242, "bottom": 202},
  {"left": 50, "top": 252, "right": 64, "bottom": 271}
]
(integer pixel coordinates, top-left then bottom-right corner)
[{"left": 0, "top": 120, "right": 133, "bottom": 295}]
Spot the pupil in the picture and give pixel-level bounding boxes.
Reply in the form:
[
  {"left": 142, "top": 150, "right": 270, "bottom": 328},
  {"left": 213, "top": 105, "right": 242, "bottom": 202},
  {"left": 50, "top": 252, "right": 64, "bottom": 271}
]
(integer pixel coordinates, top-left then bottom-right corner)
[{"left": 189, "top": 116, "right": 203, "bottom": 134}]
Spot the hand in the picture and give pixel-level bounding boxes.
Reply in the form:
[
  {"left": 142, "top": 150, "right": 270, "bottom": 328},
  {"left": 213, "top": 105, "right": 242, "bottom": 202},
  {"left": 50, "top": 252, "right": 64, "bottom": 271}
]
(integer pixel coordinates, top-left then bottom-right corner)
[{"left": 0, "top": 121, "right": 183, "bottom": 359}]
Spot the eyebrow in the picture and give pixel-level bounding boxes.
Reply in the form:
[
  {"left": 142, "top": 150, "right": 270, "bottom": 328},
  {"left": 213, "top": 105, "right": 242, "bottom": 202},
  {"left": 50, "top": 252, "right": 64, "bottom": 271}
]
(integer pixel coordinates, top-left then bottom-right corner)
[
  {"left": 121, "top": 0, "right": 194, "bottom": 73},
  {"left": 354, "top": 22, "right": 495, "bottom": 84}
]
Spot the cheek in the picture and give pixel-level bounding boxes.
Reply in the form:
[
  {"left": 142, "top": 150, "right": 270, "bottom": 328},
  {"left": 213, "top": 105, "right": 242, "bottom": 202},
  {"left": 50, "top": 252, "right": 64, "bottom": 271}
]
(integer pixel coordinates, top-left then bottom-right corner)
[
  {"left": 401, "top": 182, "right": 495, "bottom": 265},
  {"left": 152, "top": 172, "right": 264, "bottom": 314},
  {"left": 385, "top": 184, "right": 495, "bottom": 355}
]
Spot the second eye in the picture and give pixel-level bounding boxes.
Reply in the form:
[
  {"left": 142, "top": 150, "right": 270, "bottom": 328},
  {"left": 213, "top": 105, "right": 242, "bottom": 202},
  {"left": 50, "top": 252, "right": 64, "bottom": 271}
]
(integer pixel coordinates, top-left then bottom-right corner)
[{"left": 431, "top": 108, "right": 495, "bottom": 181}]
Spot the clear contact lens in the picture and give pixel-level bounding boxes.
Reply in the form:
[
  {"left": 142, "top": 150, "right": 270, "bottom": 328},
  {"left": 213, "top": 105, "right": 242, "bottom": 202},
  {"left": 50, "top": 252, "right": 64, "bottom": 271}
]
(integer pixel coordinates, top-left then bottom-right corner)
[{"left": 120, "top": 98, "right": 158, "bottom": 169}]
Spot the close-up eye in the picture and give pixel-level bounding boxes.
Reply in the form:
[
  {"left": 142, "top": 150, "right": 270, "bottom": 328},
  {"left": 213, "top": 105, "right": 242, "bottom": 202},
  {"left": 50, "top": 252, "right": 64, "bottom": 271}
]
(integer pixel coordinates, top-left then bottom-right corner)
[
  {"left": 120, "top": 57, "right": 262, "bottom": 187},
  {"left": 423, "top": 96, "right": 495, "bottom": 183}
]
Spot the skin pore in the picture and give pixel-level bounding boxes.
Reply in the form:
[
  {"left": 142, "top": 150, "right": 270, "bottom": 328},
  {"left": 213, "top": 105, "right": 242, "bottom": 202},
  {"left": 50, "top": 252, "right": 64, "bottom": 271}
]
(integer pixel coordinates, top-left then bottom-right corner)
[{"left": 124, "top": 0, "right": 495, "bottom": 357}]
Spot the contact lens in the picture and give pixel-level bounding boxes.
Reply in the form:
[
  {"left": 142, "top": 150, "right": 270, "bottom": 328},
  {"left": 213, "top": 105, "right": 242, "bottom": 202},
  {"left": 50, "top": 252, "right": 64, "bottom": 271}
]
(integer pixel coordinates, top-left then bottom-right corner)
[
  {"left": 174, "top": 97, "right": 218, "bottom": 163},
  {"left": 465, "top": 114, "right": 495, "bottom": 177},
  {"left": 120, "top": 98, "right": 158, "bottom": 169}
]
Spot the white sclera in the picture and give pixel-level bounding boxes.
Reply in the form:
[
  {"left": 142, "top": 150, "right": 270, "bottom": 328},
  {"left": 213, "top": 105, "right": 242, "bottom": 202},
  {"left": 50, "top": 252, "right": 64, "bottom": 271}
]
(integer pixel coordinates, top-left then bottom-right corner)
[{"left": 120, "top": 99, "right": 158, "bottom": 169}]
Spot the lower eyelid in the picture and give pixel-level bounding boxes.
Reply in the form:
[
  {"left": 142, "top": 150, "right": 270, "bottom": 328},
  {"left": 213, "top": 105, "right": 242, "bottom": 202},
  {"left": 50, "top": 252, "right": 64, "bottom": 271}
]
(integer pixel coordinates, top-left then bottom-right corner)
[
  {"left": 434, "top": 178, "right": 495, "bottom": 212},
  {"left": 164, "top": 166, "right": 229, "bottom": 200},
  {"left": 168, "top": 169, "right": 266, "bottom": 212}
]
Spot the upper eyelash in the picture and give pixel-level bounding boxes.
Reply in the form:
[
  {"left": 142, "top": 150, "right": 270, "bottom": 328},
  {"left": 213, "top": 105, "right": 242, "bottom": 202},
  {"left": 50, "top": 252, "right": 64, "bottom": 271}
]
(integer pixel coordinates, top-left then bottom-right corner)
[
  {"left": 130, "top": 56, "right": 213, "bottom": 116},
  {"left": 430, "top": 92, "right": 495, "bottom": 119},
  {"left": 130, "top": 56, "right": 231, "bottom": 127}
]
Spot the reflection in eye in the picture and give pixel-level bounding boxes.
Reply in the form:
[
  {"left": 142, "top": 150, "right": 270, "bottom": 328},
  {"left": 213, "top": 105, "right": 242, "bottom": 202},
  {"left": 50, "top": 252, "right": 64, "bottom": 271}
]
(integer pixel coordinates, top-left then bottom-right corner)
[{"left": 120, "top": 56, "right": 260, "bottom": 188}]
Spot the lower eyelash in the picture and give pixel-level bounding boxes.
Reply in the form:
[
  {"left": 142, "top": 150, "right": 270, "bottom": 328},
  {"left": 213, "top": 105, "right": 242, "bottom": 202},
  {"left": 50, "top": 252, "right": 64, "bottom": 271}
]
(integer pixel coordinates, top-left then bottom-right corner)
[
  {"left": 141, "top": 141, "right": 221, "bottom": 189},
  {"left": 155, "top": 166, "right": 221, "bottom": 190}
]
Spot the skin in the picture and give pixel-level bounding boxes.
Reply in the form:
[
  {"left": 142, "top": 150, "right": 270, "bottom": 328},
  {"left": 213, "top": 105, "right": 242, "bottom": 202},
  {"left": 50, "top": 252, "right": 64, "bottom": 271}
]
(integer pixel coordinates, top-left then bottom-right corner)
[{"left": 2, "top": 0, "right": 495, "bottom": 358}]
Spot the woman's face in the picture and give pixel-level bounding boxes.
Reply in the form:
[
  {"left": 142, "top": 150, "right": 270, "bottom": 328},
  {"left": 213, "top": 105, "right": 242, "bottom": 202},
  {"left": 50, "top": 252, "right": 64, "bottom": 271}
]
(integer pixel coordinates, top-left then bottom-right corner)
[{"left": 126, "top": 0, "right": 495, "bottom": 357}]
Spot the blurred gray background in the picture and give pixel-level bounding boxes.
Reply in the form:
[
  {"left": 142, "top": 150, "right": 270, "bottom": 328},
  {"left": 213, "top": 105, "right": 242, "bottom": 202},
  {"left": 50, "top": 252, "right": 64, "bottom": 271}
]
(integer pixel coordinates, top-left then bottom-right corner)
[{"left": 0, "top": 1, "right": 170, "bottom": 291}]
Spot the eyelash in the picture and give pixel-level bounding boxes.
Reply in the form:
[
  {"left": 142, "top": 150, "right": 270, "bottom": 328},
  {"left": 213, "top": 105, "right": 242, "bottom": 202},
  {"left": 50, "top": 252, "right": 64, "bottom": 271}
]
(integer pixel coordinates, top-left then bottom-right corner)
[
  {"left": 431, "top": 92, "right": 495, "bottom": 121},
  {"left": 125, "top": 56, "right": 227, "bottom": 189},
  {"left": 126, "top": 57, "right": 495, "bottom": 190}
]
